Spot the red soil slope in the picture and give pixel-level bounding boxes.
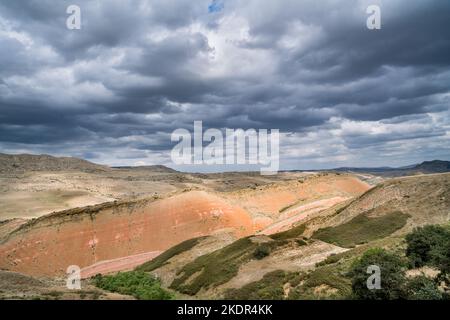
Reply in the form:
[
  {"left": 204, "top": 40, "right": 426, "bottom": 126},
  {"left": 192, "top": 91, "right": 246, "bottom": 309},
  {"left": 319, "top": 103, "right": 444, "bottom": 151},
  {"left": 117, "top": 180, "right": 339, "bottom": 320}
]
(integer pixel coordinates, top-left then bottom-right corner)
[
  {"left": 226, "top": 174, "right": 370, "bottom": 230},
  {"left": 0, "top": 191, "right": 253, "bottom": 277}
]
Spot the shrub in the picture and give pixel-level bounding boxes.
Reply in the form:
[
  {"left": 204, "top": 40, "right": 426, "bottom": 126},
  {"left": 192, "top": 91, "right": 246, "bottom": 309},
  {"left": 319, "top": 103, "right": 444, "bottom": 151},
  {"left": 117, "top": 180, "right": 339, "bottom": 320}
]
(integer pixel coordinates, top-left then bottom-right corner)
[
  {"left": 404, "top": 276, "right": 442, "bottom": 300},
  {"left": 253, "top": 244, "right": 271, "bottom": 260},
  {"left": 93, "top": 271, "right": 173, "bottom": 300},
  {"left": 405, "top": 225, "right": 450, "bottom": 272},
  {"left": 348, "top": 248, "right": 406, "bottom": 300}
]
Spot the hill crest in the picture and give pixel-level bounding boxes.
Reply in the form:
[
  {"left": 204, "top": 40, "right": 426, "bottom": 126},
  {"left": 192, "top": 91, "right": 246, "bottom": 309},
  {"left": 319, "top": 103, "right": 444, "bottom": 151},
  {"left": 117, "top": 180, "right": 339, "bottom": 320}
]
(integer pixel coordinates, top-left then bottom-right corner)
[{"left": 0, "top": 153, "right": 110, "bottom": 173}]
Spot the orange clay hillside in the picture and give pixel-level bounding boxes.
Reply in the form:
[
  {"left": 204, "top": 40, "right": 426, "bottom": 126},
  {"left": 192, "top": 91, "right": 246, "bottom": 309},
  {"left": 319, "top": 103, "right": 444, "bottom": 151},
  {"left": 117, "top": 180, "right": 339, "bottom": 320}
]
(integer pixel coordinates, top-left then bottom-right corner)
[
  {"left": 0, "top": 191, "right": 253, "bottom": 277},
  {"left": 224, "top": 174, "right": 370, "bottom": 233},
  {"left": 0, "top": 170, "right": 369, "bottom": 278}
]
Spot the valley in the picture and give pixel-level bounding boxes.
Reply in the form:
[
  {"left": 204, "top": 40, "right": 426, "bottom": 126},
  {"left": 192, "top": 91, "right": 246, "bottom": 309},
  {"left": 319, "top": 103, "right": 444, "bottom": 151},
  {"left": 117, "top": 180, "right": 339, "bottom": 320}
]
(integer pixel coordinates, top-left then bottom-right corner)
[{"left": 0, "top": 154, "right": 449, "bottom": 300}]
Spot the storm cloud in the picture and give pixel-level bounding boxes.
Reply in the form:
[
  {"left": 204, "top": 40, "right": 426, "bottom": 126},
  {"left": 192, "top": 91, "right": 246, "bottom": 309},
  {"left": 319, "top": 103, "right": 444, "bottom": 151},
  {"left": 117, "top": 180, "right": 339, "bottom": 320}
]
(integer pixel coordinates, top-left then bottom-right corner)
[{"left": 0, "top": 0, "right": 449, "bottom": 170}]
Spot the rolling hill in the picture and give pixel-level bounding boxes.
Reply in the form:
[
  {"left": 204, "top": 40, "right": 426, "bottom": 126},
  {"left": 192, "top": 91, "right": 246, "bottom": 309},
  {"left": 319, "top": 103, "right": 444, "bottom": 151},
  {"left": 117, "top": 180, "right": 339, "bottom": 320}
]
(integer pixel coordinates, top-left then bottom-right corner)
[
  {"left": 0, "top": 153, "right": 110, "bottom": 173},
  {"left": 135, "top": 172, "right": 450, "bottom": 299}
]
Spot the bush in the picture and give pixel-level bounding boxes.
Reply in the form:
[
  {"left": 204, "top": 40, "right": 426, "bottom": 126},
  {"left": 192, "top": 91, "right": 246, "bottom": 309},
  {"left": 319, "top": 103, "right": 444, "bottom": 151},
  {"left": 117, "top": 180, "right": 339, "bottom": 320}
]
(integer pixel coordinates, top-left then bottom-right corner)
[
  {"left": 253, "top": 244, "right": 271, "bottom": 260},
  {"left": 405, "top": 225, "right": 450, "bottom": 272},
  {"left": 93, "top": 271, "right": 174, "bottom": 300},
  {"left": 348, "top": 248, "right": 406, "bottom": 300},
  {"left": 404, "top": 276, "right": 442, "bottom": 300}
]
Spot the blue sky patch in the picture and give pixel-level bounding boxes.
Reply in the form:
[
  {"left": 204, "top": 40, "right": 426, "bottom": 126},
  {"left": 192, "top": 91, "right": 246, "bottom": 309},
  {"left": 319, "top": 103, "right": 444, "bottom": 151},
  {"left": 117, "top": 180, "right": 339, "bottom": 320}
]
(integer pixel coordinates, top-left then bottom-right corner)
[{"left": 208, "top": 0, "right": 224, "bottom": 13}]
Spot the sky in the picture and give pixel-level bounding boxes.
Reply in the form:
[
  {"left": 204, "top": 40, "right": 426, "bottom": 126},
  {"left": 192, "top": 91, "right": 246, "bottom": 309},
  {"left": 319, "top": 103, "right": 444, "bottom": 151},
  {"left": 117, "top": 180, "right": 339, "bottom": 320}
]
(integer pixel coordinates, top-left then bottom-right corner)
[{"left": 0, "top": 0, "right": 449, "bottom": 171}]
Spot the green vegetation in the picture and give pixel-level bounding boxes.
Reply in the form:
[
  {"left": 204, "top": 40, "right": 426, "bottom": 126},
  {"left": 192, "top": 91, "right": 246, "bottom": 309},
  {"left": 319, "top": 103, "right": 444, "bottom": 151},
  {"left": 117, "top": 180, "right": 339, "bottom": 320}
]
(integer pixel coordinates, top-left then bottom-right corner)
[
  {"left": 225, "top": 266, "right": 351, "bottom": 300},
  {"left": 170, "top": 237, "right": 257, "bottom": 295},
  {"left": 403, "top": 276, "right": 443, "bottom": 300},
  {"left": 136, "top": 237, "right": 206, "bottom": 272},
  {"left": 348, "top": 248, "right": 407, "bottom": 300},
  {"left": 312, "top": 211, "right": 409, "bottom": 248},
  {"left": 253, "top": 244, "right": 271, "bottom": 260},
  {"left": 301, "top": 265, "right": 352, "bottom": 298},
  {"left": 225, "top": 270, "right": 308, "bottom": 300},
  {"left": 93, "top": 271, "right": 174, "bottom": 300},
  {"left": 316, "top": 253, "right": 343, "bottom": 267},
  {"left": 158, "top": 213, "right": 446, "bottom": 300},
  {"left": 270, "top": 224, "right": 306, "bottom": 241},
  {"left": 224, "top": 270, "right": 287, "bottom": 300},
  {"left": 348, "top": 242, "right": 448, "bottom": 300},
  {"left": 169, "top": 237, "right": 288, "bottom": 295},
  {"left": 163, "top": 211, "right": 412, "bottom": 298},
  {"left": 405, "top": 225, "right": 450, "bottom": 273}
]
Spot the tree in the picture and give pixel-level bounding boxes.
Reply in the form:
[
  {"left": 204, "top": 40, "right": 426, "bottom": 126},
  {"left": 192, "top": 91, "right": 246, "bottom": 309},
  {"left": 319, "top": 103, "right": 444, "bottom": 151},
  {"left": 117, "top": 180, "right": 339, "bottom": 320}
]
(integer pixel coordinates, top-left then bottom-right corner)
[
  {"left": 348, "top": 248, "right": 406, "bottom": 300},
  {"left": 405, "top": 225, "right": 450, "bottom": 271}
]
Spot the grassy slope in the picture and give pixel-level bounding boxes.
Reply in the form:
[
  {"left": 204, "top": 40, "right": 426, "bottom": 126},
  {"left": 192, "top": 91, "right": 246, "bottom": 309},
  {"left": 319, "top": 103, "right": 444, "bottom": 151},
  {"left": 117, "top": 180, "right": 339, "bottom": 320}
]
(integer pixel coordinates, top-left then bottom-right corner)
[
  {"left": 224, "top": 270, "right": 300, "bottom": 300},
  {"left": 224, "top": 266, "right": 352, "bottom": 300},
  {"left": 269, "top": 224, "right": 306, "bottom": 240},
  {"left": 169, "top": 237, "right": 257, "bottom": 295},
  {"left": 165, "top": 210, "right": 409, "bottom": 297},
  {"left": 225, "top": 236, "right": 406, "bottom": 300},
  {"left": 136, "top": 237, "right": 206, "bottom": 272},
  {"left": 312, "top": 211, "right": 410, "bottom": 248},
  {"left": 169, "top": 237, "right": 290, "bottom": 295}
]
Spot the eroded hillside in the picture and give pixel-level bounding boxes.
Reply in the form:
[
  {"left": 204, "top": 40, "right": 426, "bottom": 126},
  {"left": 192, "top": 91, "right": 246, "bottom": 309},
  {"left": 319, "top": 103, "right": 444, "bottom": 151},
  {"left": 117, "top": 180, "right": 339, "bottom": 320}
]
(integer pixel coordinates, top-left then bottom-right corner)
[
  {"left": 0, "top": 191, "right": 254, "bottom": 277},
  {"left": 0, "top": 171, "right": 369, "bottom": 278},
  {"left": 138, "top": 173, "right": 450, "bottom": 299}
]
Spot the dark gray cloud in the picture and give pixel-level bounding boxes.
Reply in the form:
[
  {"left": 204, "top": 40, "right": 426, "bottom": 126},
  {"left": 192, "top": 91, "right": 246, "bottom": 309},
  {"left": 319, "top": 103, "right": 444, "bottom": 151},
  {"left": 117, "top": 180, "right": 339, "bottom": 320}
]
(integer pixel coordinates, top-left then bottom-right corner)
[{"left": 0, "top": 0, "right": 449, "bottom": 169}]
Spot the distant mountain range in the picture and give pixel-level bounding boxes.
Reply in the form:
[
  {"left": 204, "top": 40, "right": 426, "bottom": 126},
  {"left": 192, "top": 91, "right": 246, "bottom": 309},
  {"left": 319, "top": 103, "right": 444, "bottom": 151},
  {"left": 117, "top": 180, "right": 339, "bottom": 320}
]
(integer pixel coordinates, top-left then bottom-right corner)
[
  {"left": 0, "top": 153, "right": 449, "bottom": 176},
  {"left": 333, "top": 160, "right": 450, "bottom": 176},
  {"left": 112, "top": 165, "right": 178, "bottom": 173}
]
